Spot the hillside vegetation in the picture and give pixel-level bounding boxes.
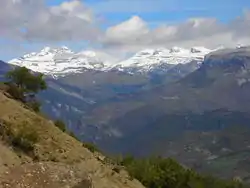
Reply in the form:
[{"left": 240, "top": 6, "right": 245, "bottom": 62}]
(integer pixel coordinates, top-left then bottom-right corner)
[
  {"left": 0, "top": 82, "right": 144, "bottom": 188},
  {"left": 0, "top": 86, "right": 247, "bottom": 188},
  {"left": 0, "top": 67, "right": 249, "bottom": 188},
  {"left": 116, "top": 156, "right": 247, "bottom": 188}
]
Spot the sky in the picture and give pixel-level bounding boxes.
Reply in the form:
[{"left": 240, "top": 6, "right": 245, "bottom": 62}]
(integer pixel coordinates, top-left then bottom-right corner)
[{"left": 1, "top": 0, "right": 250, "bottom": 61}]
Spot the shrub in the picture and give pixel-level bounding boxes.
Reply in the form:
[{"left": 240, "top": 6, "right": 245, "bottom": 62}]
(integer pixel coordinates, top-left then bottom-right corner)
[
  {"left": 0, "top": 121, "right": 13, "bottom": 141},
  {"left": 5, "top": 83, "right": 25, "bottom": 102},
  {"left": 0, "top": 121, "right": 38, "bottom": 154},
  {"left": 72, "top": 178, "right": 92, "bottom": 188},
  {"left": 26, "top": 100, "right": 41, "bottom": 112},
  {"left": 118, "top": 156, "right": 247, "bottom": 188},
  {"left": 5, "top": 67, "right": 47, "bottom": 96},
  {"left": 82, "top": 142, "right": 100, "bottom": 153},
  {"left": 112, "top": 166, "right": 122, "bottom": 173},
  {"left": 5, "top": 67, "right": 47, "bottom": 113},
  {"left": 11, "top": 126, "right": 39, "bottom": 154},
  {"left": 54, "top": 119, "right": 66, "bottom": 132},
  {"left": 69, "top": 131, "right": 80, "bottom": 141}
]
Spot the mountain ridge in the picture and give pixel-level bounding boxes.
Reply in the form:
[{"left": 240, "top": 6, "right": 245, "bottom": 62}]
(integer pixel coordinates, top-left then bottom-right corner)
[
  {"left": 8, "top": 46, "right": 213, "bottom": 77},
  {"left": 3, "top": 46, "right": 250, "bottom": 182}
]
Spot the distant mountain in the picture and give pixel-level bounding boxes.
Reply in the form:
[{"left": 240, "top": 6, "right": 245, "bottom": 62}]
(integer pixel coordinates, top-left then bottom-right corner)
[
  {"left": 76, "top": 47, "right": 250, "bottom": 178},
  {"left": 8, "top": 46, "right": 116, "bottom": 77},
  {"left": 112, "top": 46, "right": 212, "bottom": 74},
  {"left": 0, "top": 60, "right": 11, "bottom": 80},
  {"left": 5, "top": 46, "right": 212, "bottom": 129},
  {"left": 8, "top": 46, "right": 213, "bottom": 77},
  {"left": 5, "top": 46, "right": 250, "bottom": 146},
  {"left": 3, "top": 46, "right": 250, "bottom": 181}
]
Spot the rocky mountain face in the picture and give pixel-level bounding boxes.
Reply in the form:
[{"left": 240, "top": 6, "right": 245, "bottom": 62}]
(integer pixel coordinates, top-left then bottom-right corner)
[
  {"left": 88, "top": 46, "right": 250, "bottom": 180},
  {"left": 96, "top": 46, "right": 250, "bottom": 145},
  {"left": 5, "top": 46, "right": 211, "bottom": 133},
  {"left": 0, "top": 60, "right": 11, "bottom": 80},
  {"left": 3, "top": 46, "right": 250, "bottom": 181}
]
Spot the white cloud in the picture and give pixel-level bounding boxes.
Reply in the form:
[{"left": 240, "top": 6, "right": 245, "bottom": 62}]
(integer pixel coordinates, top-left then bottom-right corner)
[
  {"left": 0, "top": 0, "right": 100, "bottom": 41},
  {"left": 50, "top": 0, "right": 94, "bottom": 23},
  {"left": 101, "top": 11, "right": 250, "bottom": 55},
  {"left": 1, "top": 0, "right": 250, "bottom": 60},
  {"left": 104, "top": 16, "right": 149, "bottom": 45}
]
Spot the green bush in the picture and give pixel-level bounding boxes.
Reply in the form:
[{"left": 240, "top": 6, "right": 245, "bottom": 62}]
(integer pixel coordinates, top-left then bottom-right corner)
[
  {"left": 82, "top": 142, "right": 100, "bottom": 153},
  {"left": 67, "top": 131, "right": 100, "bottom": 153},
  {"left": 69, "top": 131, "right": 80, "bottom": 141},
  {"left": 54, "top": 119, "right": 66, "bottom": 132},
  {"left": 112, "top": 166, "right": 122, "bottom": 173},
  {"left": 26, "top": 100, "right": 41, "bottom": 112},
  {"left": 5, "top": 67, "right": 47, "bottom": 113},
  {"left": 117, "top": 156, "right": 247, "bottom": 188},
  {"left": 11, "top": 126, "right": 39, "bottom": 154},
  {"left": 5, "top": 67, "right": 47, "bottom": 96},
  {"left": 72, "top": 179, "right": 92, "bottom": 188},
  {"left": 5, "top": 83, "right": 25, "bottom": 102}
]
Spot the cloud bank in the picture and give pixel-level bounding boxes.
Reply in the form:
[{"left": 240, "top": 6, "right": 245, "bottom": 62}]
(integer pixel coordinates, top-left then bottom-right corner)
[
  {"left": 102, "top": 11, "right": 250, "bottom": 53},
  {"left": 1, "top": 0, "right": 250, "bottom": 58},
  {"left": 0, "top": 0, "right": 100, "bottom": 41}
]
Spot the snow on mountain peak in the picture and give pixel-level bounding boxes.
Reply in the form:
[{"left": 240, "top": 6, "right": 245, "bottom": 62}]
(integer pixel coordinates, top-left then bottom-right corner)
[
  {"left": 41, "top": 47, "right": 51, "bottom": 53},
  {"left": 112, "top": 46, "right": 213, "bottom": 73},
  {"left": 169, "top": 46, "right": 186, "bottom": 53},
  {"left": 190, "top": 46, "right": 211, "bottom": 53},
  {"left": 8, "top": 46, "right": 215, "bottom": 76},
  {"left": 78, "top": 50, "right": 97, "bottom": 57},
  {"left": 8, "top": 47, "right": 111, "bottom": 77},
  {"left": 61, "top": 46, "right": 69, "bottom": 50}
]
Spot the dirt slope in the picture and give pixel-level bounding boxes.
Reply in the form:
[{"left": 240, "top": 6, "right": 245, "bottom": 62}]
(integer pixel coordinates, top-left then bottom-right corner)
[{"left": 0, "top": 90, "right": 144, "bottom": 188}]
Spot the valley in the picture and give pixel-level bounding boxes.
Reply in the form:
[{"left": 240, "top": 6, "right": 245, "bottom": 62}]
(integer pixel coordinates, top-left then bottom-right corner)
[{"left": 2, "top": 46, "right": 250, "bottom": 182}]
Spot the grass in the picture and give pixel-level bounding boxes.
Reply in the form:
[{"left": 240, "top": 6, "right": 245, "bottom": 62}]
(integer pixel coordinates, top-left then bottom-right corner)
[
  {"left": 54, "top": 119, "right": 66, "bottom": 132},
  {"left": 0, "top": 91, "right": 94, "bottom": 163},
  {"left": 82, "top": 142, "right": 100, "bottom": 153},
  {"left": 0, "top": 120, "right": 39, "bottom": 155},
  {"left": 72, "top": 179, "right": 93, "bottom": 188},
  {"left": 11, "top": 125, "right": 39, "bottom": 153}
]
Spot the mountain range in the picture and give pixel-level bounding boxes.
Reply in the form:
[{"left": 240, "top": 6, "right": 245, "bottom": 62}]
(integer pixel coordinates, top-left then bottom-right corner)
[
  {"left": 8, "top": 46, "right": 212, "bottom": 76},
  {"left": 2, "top": 45, "right": 250, "bottom": 181},
  {"left": 6, "top": 46, "right": 214, "bottom": 140}
]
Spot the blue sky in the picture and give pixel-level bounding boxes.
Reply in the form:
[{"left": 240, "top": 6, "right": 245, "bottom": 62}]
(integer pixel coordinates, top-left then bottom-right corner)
[
  {"left": 47, "top": 0, "right": 250, "bottom": 25},
  {"left": 92, "top": 1, "right": 248, "bottom": 21},
  {"left": 1, "top": 0, "right": 250, "bottom": 61}
]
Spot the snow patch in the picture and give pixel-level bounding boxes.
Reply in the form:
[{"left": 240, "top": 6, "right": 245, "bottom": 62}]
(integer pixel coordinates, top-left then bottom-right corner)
[{"left": 8, "top": 46, "right": 215, "bottom": 76}]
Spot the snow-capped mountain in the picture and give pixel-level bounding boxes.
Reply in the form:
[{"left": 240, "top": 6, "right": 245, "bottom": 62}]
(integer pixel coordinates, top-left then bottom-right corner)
[
  {"left": 112, "top": 46, "right": 213, "bottom": 73},
  {"left": 8, "top": 46, "right": 214, "bottom": 76},
  {"left": 8, "top": 46, "right": 114, "bottom": 77}
]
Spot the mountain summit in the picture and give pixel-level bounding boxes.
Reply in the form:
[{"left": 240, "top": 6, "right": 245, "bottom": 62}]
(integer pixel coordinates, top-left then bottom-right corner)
[
  {"left": 8, "top": 46, "right": 114, "bottom": 77},
  {"left": 8, "top": 46, "right": 213, "bottom": 77},
  {"left": 112, "top": 46, "right": 213, "bottom": 73}
]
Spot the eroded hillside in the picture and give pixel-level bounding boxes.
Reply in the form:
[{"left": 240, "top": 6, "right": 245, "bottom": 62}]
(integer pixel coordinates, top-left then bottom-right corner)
[{"left": 0, "top": 87, "right": 144, "bottom": 188}]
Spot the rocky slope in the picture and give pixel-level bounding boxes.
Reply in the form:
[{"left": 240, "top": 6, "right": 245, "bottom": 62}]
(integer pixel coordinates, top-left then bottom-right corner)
[
  {"left": 4, "top": 46, "right": 250, "bottom": 182},
  {"left": 0, "top": 86, "right": 247, "bottom": 188},
  {"left": 3, "top": 46, "right": 211, "bottom": 138},
  {"left": 72, "top": 46, "right": 250, "bottom": 180},
  {"left": 94, "top": 46, "right": 250, "bottom": 148},
  {"left": 0, "top": 87, "right": 145, "bottom": 188}
]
